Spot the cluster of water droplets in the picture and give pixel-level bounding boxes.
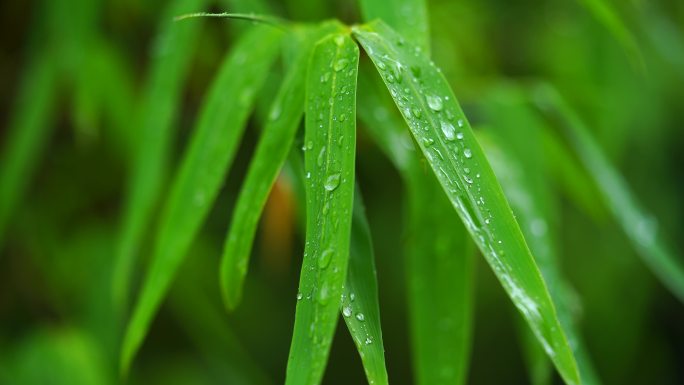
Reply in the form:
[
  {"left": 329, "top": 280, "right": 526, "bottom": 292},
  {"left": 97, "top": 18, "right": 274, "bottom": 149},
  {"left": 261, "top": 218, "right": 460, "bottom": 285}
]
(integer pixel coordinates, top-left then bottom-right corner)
[{"left": 340, "top": 291, "right": 376, "bottom": 349}]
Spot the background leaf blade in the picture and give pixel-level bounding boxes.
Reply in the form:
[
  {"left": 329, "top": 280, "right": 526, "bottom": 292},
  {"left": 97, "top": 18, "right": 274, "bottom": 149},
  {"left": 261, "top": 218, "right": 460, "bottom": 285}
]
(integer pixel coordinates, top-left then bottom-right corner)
[{"left": 111, "top": 0, "right": 209, "bottom": 312}]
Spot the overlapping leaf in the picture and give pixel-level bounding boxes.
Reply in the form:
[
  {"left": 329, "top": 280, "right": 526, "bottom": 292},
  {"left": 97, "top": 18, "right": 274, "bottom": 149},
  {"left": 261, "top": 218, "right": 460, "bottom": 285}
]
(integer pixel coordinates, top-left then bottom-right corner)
[
  {"left": 353, "top": 21, "right": 581, "bottom": 384},
  {"left": 357, "top": 68, "right": 474, "bottom": 385},
  {"left": 120, "top": 25, "right": 283, "bottom": 374},
  {"left": 220, "top": 21, "right": 345, "bottom": 310}
]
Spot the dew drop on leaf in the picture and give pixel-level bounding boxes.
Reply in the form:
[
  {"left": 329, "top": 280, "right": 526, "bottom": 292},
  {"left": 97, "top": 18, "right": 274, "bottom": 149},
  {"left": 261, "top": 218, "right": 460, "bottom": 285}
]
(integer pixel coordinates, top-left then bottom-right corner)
[
  {"left": 318, "top": 248, "right": 334, "bottom": 269},
  {"left": 324, "top": 173, "right": 341, "bottom": 191},
  {"left": 334, "top": 58, "right": 349, "bottom": 71},
  {"left": 426, "top": 94, "right": 443, "bottom": 111},
  {"left": 440, "top": 120, "right": 456, "bottom": 140}
]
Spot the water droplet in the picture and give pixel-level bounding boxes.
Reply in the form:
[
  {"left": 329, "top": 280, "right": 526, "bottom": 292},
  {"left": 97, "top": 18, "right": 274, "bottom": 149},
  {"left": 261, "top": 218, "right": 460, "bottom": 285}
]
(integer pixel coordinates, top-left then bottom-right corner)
[
  {"left": 296, "top": 292, "right": 303, "bottom": 300},
  {"left": 356, "top": 313, "right": 365, "bottom": 321},
  {"left": 324, "top": 173, "right": 341, "bottom": 191},
  {"left": 350, "top": 293, "right": 355, "bottom": 302},
  {"left": 364, "top": 337, "right": 373, "bottom": 345},
  {"left": 377, "top": 61, "right": 387, "bottom": 70},
  {"left": 342, "top": 306, "right": 352, "bottom": 317},
  {"left": 464, "top": 148, "right": 473, "bottom": 158},
  {"left": 307, "top": 141, "right": 314, "bottom": 150},
  {"left": 334, "top": 35, "right": 345, "bottom": 46},
  {"left": 456, "top": 132, "right": 464, "bottom": 140},
  {"left": 410, "top": 65, "right": 421, "bottom": 78},
  {"left": 321, "top": 72, "right": 331, "bottom": 83},
  {"left": 306, "top": 172, "right": 311, "bottom": 179},
  {"left": 411, "top": 108, "right": 422, "bottom": 119},
  {"left": 457, "top": 119, "right": 464, "bottom": 127},
  {"left": 318, "top": 283, "right": 330, "bottom": 304},
  {"left": 441, "top": 120, "right": 456, "bottom": 140},
  {"left": 387, "top": 74, "right": 395, "bottom": 83},
  {"left": 334, "top": 58, "right": 349, "bottom": 71},
  {"left": 423, "top": 138, "right": 434, "bottom": 146},
  {"left": 426, "top": 95, "right": 443, "bottom": 111},
  {"left": 269, "top": 104, "right": 282, "bottom": 121},
  {"left": 317, "top": 146, "right": 327, "bottom": 166},
  {"left": 318, "top": 248, "right": 334, "bottom": 268}
]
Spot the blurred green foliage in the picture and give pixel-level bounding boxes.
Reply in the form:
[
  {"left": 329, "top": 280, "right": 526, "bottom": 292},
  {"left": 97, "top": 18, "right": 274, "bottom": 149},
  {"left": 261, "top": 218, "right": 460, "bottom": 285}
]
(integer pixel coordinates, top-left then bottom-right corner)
[{"left": 1, "top": 0, "right": 683, "bottom": 384}]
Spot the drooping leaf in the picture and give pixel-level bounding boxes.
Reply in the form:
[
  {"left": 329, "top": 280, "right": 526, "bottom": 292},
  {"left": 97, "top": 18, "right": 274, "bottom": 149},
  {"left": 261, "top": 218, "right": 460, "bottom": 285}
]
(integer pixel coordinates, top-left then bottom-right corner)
[
  {"left": 220, "top": 21, "right": 345, "bottom": 311},
  {"left": 340, "top": 187, "right": 389, "bottom": 385},
  {"left": 353, "top": 21, "right": 581, "bottom": 384},
  {"left": 357, "top": 67, "right": 474, "bottom": 385},
  {"left": 0, "top": 56, "right": 58, "bottom": 247},
  {"left": 480, "top": 86, "right": 602, "bottom": 384},
  {"left": 358, "top": 0, "right": 430, "bottom": 54},
  {"left": 535, "top": 84, "right": 684, "bottom": 304},
  {"left": 112, "top": 0, "right": 210, "bottom": 312},
  {"left": 285, "top": 32, "right": 359, "bottom": 385},
  {"left": 120, "top": 25, "right": 283, "bottom": 374}
]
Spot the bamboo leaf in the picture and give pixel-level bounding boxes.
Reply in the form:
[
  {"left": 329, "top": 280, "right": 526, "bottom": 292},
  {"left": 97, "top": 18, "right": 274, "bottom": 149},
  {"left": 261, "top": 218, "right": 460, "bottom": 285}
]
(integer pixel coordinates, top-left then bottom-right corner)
[
  {"left": 220, "top": 21, "right": 345, "bottom": 311},
  {"left": 341, "top": 187, "right": 389, "bottom": 385},
  {"left": 281, "top": 130, "right": 390, "bottom": 385},
  {"left": 112, "top": 0, "right": 210, "bottom": 312},
  {"left": 480, "top": 87, "right": 602, "bottom": 384},
  {"left": 535, "top": 85, "right": 684, "bottom": 304},
  {"left": 120, "top": 25, "right": 283, "bottom": 374},
  {"left": 352, "top": 21, "right": 581, "bottom": 385},
  {"left": 357, "top": 68, "right": 474, "bottom": 385},
  {"left": 285, "top": 32, "right": 359, "bottom": 385},
  {"left": 358, "top": 0, "right": 430, "bottom": 54},
  {"left": 0, "top": 56, "right": 58, "bottom": 246}
]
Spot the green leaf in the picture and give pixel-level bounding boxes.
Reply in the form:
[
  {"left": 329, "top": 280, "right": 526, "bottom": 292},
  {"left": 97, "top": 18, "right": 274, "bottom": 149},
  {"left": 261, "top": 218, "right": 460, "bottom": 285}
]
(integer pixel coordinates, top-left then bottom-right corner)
[
  {"left": 352, "top": 21, "right": 581, "bottom": 385},
  {"left": 120, "top": 25, "right": 283, "bottom": 375},
  {"left": 358, "top": 0, "right": 430, "bottom": 54},
  {"left": 285, "top": 32, "right": 359, "bottom": 385},
  {"left": 479, "top": 87, "right": 602, "bottom": 384},
  {"left": 535, "top": 85, "right": 684, "bottom": 304},
  {"left": 341, "top": 187, "right": 389, "bottom": 385},
  {"left": 112, "top": 0, "right": 210, "bottom": 313},
  {"left": 0, "top": 56, "right": 58, "bottom": 246},
  {"left": 357, "top": 68, "right": 474, "bottom": 385},
  {"left": 220, "top": 21, "right": 345, "bottom": 311}
]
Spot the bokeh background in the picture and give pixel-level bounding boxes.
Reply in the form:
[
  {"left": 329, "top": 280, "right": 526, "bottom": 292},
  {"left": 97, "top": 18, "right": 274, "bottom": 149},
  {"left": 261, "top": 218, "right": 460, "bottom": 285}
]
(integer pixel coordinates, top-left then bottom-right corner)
[{"left": 1, "top": 0, "right": 683, "bottom": 384}]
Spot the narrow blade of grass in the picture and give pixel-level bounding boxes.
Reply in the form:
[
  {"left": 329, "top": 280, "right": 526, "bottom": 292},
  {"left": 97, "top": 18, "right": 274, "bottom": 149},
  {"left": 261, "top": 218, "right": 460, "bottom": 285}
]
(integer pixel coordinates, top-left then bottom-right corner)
[
  {"left": 357, "top": 68, "right": 474, "bottom": 385},
  {"left": 285, "top": 32, "right": 359, "bottom": 385},
  {"left": 352, "top": 21, "right": 581, "bottom": 385},
  {"left": 112, "top": 0, "right": 209, "bottom": 313},
  {"left": 535, "top": 84, "right": 684, "bottom": 304},
  {"left": 358, "top": 0, "right": 430, "bottom": 54},
  {"left": 220, "top": 21, "right": 345, "bottom": 311},
  {"left": 0, "top": 56, "right": 58, "bottom": 246},
  {"left": 120, "top": 25, "right": 283, "bottom": 375},
  {"left": 341, "top": 187, "right": 389, "bottom": 385}
]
